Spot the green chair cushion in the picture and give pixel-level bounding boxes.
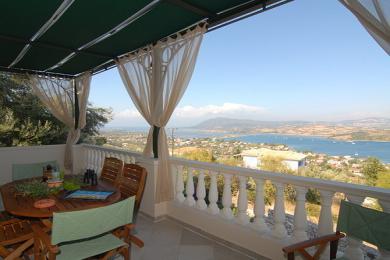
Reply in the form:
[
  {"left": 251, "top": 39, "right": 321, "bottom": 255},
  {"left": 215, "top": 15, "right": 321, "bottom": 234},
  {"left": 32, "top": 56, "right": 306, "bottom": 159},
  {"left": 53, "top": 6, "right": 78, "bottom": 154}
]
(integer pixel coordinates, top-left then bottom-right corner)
[
  {"left": 56, "top": 233, "right": 126, "bottom": 260},
  {"left": 12, "top": 160, "right": 59, "bottom": 181},
  {"left": 52, "top": 196, "right": 135, "bottom": 245},
  {"left": 337, "top": 200, "right": 390, "bottom": 251}
]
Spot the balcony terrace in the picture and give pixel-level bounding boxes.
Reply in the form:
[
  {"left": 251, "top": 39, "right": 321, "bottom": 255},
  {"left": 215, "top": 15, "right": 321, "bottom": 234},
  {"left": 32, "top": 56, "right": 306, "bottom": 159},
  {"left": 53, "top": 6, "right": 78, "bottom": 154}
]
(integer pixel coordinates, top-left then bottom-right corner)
[
  {"left": 1, "top": 144, "right": 389, "bottom": 259},
  {"left": 1, "top": 0, "right": 389, "bottom": 259}
]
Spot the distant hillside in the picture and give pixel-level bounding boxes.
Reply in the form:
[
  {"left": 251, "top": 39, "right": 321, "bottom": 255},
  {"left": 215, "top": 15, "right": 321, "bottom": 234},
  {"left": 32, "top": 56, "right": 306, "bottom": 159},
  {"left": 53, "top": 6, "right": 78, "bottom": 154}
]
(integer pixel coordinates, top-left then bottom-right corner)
[
  {"left": 194, "top": 117, "right": 390, "bottom": 130},
  {"left": 336, "top": 117, "right": 390, "bottom": 129},
  {"left": 194, "top": 117, "right": 310, "bottom": 130}
]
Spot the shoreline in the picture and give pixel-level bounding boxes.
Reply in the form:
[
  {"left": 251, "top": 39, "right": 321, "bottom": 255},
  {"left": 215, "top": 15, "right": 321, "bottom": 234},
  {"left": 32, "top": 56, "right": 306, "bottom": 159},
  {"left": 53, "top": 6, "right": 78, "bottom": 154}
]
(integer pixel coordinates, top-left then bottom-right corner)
[{"left": 219, "top": 131, "right": 390, "bottom": 143}]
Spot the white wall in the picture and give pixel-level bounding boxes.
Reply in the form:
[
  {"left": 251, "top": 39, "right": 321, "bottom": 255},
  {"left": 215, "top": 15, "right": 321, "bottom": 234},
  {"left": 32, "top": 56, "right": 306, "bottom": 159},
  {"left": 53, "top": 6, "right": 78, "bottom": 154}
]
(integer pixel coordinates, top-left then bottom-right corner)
[
  {"left": 283, "top": 160, "right": 299, "bottom": 171},
  {"left": 0, "top": 144, "right": 65, "bottom": 185},
  {"left": 243, "top": 156, "right": 258, "bottom": 169}
]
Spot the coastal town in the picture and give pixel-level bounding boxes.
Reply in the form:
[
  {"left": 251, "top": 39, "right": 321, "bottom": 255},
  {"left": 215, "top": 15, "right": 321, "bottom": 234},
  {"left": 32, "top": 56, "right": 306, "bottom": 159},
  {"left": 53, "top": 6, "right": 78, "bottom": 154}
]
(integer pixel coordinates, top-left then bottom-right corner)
[{"left": 100, "top": 130, "right": 389, "bottom": 188}]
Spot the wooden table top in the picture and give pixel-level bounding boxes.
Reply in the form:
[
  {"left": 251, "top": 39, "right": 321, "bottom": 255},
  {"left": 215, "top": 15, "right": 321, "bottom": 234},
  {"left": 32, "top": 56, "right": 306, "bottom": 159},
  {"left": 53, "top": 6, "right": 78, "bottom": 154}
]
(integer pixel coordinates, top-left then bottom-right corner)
[{"left": 0, "top": 178, "right": 121, "bottom": 218}]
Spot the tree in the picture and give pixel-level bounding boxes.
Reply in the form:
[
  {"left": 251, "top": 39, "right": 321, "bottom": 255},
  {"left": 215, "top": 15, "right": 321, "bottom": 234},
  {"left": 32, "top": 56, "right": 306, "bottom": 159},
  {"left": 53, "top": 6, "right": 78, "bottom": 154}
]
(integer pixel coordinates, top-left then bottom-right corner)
[
  {"left": 362, "top": 157, "right": 385, "bottom": 186},
  {"left": 0, "top": 73, "right": 111, "bottom": 147},
  {"left": 376, "top": 171, "right": 390, "bottom": 189},
  {"left": 259, "top": 156, "right": 292, "bottom": 173},
  {"left": 181, "top": 148, "right": 215, "bottom": 162}
]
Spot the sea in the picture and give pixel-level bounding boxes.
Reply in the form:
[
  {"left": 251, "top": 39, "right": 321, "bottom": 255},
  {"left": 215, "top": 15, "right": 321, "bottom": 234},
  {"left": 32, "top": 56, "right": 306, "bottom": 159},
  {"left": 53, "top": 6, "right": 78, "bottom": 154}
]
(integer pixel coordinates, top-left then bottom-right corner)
[
  {"left": 103, "top": 127, "right": 390, "bottom": 163},
  {"left": 225, "top": 134, "right": 390, "bottom": 163}
]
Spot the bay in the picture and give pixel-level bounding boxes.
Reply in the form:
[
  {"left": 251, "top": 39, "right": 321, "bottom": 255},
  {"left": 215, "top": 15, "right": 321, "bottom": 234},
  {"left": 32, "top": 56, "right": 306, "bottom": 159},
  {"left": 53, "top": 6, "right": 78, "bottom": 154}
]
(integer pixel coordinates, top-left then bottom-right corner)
[{"left": 226, "top": 134, "right": 390, "bottom": 163}]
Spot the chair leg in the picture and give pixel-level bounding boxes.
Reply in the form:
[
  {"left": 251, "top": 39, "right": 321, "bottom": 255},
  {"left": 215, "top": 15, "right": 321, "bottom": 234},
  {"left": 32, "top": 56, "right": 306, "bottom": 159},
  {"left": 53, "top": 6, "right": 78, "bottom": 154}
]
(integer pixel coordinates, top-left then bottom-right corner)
[
  {"left": 33, "top": 240, "right": 39, "bottom": 260},
  {"left": 122, "top": 246, "right": 130, "bottom": 260}
]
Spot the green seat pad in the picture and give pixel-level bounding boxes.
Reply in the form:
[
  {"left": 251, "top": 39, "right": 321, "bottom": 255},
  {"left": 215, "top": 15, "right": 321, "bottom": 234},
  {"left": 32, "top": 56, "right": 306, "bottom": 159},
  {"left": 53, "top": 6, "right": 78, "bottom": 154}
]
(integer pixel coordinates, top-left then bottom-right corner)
[
  {"left": 12, "top": 160, "right": 59, "bottom": 181},
  {"left": 337, "top": 200, "right": 390, "bottom": 251},
  {"left": 336, "top": 256, "right": 349, "bottom": 260},
  {"left": 56, "top": 233, "right": 126, "bottom": 260}
]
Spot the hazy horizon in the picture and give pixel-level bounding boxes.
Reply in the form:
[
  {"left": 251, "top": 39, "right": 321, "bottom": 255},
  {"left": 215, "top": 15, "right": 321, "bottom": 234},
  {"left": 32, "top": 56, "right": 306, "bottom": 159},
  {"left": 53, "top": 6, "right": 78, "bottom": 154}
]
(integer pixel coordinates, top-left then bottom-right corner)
[
  {"left": 100, "top": 116, "right": 390, "bottom": 129},
  {"left": 89, "top": 0, "right": 390, "bottom": 128}
]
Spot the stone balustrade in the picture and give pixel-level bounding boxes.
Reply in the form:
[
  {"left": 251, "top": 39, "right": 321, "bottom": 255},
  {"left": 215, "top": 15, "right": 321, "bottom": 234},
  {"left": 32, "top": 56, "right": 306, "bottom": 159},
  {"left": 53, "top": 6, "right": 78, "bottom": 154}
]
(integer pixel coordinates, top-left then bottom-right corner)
[
  {"left": 170, "top": 157, "right": 390, "bottom": 259},
  {"left": 77, "top": 145, "right": 390, "bottom": 259}
]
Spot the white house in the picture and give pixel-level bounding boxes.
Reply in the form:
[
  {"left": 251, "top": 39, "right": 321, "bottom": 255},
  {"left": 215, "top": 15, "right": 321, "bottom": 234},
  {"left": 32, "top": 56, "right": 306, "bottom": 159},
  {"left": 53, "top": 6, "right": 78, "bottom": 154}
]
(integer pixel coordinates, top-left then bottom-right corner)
[{"left": 242, "top": 148, "right": 306, "bottom": 171}]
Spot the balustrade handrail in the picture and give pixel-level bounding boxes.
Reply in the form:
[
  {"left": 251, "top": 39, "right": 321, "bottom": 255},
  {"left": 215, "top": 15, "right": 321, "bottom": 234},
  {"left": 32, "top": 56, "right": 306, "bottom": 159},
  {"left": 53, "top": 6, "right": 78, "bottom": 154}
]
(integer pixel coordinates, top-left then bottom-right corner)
[
  {"left": 80, "top": 144, "right": 390, "bottom": 202},
  {"left": 81, "top": 143, "right": 146, "bottom": 158},
  {"left": 170, "top": 157, "right": 390, "bottom": 202}
]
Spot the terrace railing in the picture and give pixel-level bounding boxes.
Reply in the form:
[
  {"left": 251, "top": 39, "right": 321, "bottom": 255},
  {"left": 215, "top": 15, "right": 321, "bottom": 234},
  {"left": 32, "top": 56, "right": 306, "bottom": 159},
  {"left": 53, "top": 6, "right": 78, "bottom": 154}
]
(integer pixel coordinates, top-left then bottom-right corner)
[{"left": 81, "top": 144, "right": 390, "bottom": 259}]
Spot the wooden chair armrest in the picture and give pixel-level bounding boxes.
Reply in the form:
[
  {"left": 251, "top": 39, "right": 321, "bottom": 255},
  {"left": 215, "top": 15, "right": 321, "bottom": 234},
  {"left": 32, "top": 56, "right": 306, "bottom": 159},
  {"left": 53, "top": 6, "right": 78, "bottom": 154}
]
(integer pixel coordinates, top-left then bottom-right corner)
[
  {"left": 283, "top": 231, "right": 345, "bottom": 254},
  {"left": 4, "top": 238, "right": 34, "bottom": 260},
  {"left": 31, "top": 224, "right": 59, "bottom": 254},
  {"left": 129, "top": 235, "right": 144, "bottom": 248},
  {"left": 113, "top": 224, "right": 144, "bottom": 248},
  {"left": 124, "top": 223, "right": 135, "bottom": 230},
  {"left": 40, "top": 219, "right": 52, "bottom": 229}
]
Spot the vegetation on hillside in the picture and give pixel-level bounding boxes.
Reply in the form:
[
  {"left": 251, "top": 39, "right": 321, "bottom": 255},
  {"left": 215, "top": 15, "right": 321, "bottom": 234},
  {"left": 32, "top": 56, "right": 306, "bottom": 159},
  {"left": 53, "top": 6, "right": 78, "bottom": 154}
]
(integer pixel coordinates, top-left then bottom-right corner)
[{"left": 0, "top": 73, "right": 111, "bottom": 147}]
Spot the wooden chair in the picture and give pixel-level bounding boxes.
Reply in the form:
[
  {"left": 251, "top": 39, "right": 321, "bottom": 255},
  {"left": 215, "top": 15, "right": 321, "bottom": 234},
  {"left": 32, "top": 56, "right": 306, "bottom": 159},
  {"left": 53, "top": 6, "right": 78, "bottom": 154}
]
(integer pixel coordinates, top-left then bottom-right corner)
[
  {"left": 32, "top": 197, "right": 135, "bottom": 260},
  {"left": 283, "top": 200, "right": 390, "bottom": 260},
  {"left": 100, "top": 157, "right": 124, "bottom": 185},
  {"left": 115, "top": 163, "right": 147, "bottom": 248},
  {"left": 117, "top": 163, "right": 147, "bottom": 213},
  {"left": 0, "top": 218, "right": 49, "bottom": 260}
]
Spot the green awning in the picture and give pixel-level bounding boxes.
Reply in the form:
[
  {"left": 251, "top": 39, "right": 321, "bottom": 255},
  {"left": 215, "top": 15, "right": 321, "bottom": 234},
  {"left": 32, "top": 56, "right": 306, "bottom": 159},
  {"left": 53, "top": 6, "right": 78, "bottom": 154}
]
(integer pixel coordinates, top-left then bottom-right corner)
[{"left": 0, "top": 0, "right": 291, "bottom": 78}]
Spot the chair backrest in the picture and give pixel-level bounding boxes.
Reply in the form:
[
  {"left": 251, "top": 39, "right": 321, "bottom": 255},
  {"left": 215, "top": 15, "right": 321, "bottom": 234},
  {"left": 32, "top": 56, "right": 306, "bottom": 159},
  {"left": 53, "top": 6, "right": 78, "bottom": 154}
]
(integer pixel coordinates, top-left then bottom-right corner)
[
  {"left": 337, "top": 200, "right": 390, "bottom": 251},
  {"left": 12, "top": 160, "right": 59, "bottom": 181},
  {"left": 51, "top": 196, "right": 135, "bottom": 245},
  {"left": 117, "top": 164, "right": 147, "bottom": 211},
  {"left": 100, "top": 157, "right": 124, "bottom": 184}
]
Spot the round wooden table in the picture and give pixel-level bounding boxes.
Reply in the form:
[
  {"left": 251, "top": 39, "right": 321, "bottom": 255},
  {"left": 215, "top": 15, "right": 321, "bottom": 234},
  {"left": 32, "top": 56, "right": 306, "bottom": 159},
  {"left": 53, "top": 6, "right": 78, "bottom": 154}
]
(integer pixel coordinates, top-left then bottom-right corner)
[{"left": 0, "top": 178, "right": 121, "bottom": 218}]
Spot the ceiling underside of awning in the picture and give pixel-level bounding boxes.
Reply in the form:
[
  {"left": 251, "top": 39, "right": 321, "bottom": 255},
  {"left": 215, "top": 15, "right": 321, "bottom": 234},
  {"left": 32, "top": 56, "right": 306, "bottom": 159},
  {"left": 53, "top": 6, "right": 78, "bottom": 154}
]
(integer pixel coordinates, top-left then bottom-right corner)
[{"left": 0, "top": 0, "right": 291, "bottom": 78}]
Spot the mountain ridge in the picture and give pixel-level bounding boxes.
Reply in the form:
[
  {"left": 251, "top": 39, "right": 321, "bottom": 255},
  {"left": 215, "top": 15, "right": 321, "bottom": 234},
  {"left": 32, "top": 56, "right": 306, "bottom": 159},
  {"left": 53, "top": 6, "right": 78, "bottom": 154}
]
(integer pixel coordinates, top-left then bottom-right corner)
[{"left": 194, "top": 117, "right": 390, "bottom": 130}]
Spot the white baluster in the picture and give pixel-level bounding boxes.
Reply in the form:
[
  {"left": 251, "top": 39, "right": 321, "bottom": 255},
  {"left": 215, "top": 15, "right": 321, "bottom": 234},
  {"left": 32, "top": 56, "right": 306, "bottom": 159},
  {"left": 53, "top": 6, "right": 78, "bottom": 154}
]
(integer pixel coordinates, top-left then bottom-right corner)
[
  {"left": 318, "top": 190, "right": 334, "bottom": 260},
  {"left": 378, "top": 200, "right": 390, "bottom": 260},
  {"left": 236, "top": 176, "right": 249, "bottom": 225},
  {"left": 208, "top": 171, "right": 220, "bottom": 215},
  {"left": 94, "top": 150, "right": 100, "bottom": 174},
  {"left": 120, "top": 153, "right": 126, "bottom": 164},
  {"left": 343, "top": 195, "right": 365, "bottom": 260},
  {"left": 129, "top": 155, "right": 134, "bottom": 164},
  {"left": 83, "top": 147, "right": 89, "bottom": 170},
  {"left": 252, "top": 178, "right": 268, "bottom": 231},
  {"left": 93, "top": 149, "right": 99, "bottom": 171},
  {"left": 185, "top": 168, "right": 195, "bottom": 207},
  {"left": 88, "top": 149, "right": 93, "bottom": 169},
  {"left": 272, "top": 182, "right": 287, "bottom": 238},
  {"left": 102, "top": 151, "right": 108, "bottom": 163},
  {"left": 221, "top": 173, "right": 233, "bottom": 219},
  {"left": 98, "top": 150, "right": 103, "bottom": 172},
  {"left": 293, "top": 186, "right": 308, "bottom": 241},
  {"left": 318, "top": 190, "right": 334, "bottom": 236},
  {"left": 196, "top": 170, "right": 207, "bottom": 210},
  {"left": 175, "top": 165, "right": 185, "bottom": 203}
]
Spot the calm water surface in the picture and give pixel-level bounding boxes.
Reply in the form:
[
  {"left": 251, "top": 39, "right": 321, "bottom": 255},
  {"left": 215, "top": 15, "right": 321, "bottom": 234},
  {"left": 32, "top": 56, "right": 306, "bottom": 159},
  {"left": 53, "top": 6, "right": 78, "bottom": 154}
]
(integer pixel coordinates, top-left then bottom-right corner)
[{"left": 226, "top": 134, "right": 390, "bottom": 163}]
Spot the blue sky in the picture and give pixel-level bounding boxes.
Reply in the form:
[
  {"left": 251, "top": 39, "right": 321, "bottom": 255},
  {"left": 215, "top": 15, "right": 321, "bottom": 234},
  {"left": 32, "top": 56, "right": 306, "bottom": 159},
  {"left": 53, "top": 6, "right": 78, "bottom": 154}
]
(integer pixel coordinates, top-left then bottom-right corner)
[{"left": 90, "top": 0, "right": 390, "bottom": 127}]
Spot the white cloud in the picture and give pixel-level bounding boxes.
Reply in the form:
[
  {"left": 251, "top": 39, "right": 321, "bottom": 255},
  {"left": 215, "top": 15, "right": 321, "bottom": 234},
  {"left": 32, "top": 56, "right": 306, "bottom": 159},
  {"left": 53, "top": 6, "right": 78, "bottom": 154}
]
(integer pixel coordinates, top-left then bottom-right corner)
[
  {"left": 114, "top": 109, "right": 141, "bottom": 119},
  {"left": 174, "top": 103, "right": 266, "bottom": 118}
]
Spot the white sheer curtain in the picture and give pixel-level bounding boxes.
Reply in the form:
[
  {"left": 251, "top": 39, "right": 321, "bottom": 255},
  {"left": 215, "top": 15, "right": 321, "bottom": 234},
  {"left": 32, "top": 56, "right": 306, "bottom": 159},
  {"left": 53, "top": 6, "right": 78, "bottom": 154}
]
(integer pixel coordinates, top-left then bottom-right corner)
[
  {"left": 116, "top": 24, "right": 206, "bottom": 202},
  {"left": 340, "top": 0, "right": 390, "bottom": 55},
  {"left": 29, "top": 72, "right": 91, "bottom": 173}
]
